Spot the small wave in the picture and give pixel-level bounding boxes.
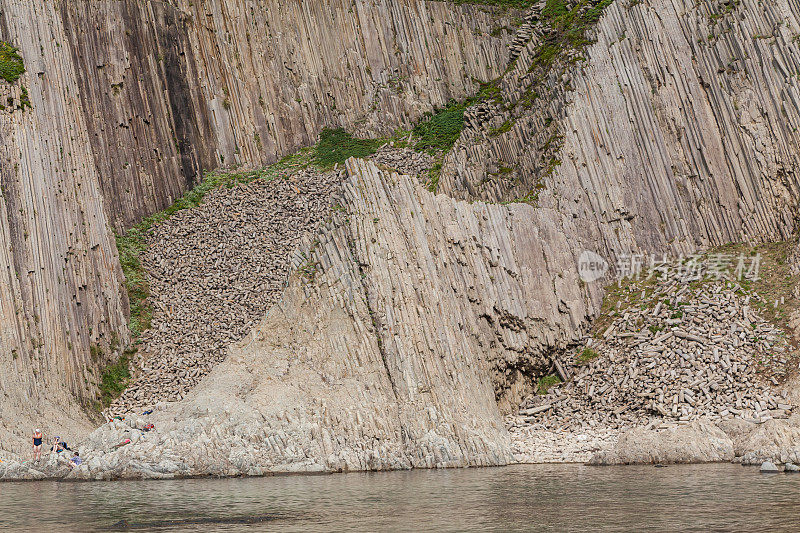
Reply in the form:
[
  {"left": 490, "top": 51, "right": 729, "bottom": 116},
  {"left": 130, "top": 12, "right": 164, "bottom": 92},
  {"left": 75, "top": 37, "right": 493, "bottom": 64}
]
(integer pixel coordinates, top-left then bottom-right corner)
[{"left": 106, "top": 513, "right": 284, "bottom": 530}]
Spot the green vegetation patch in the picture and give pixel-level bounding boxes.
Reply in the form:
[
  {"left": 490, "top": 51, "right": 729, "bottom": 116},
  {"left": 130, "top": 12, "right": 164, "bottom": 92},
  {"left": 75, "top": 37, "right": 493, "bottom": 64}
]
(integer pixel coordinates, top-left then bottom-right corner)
[
  {"left": 413, "top": 102, "right": 468, "bottom": 154},
  {"left": 520, "top": 0, "right": 616, "bottom": 87},
  {"left": 413, "top": 80, "right": 503, "bottom": 156},
  {"left": 314, "top": 128, "right": 383, "bottom": 169},
  {"left": 489, "top": 118, "right": 515, "bottom": 137},
  {"left": 577, "top": 347, "right": 600, "bottom": 364},
  {"left": 427, "top": 162, "right": 444, "bottom": 193},
  {"left": 0, "top": 41, "right": 25, "bottom": 84},
  {"left": 115, "top": 229, "right": 151, "bottom": 338},
  {"left": 713, "top": 241, "right": 800, "bottom": 327},
  {"left": 537, "top": 373, "right": 562, "bottom": 395},
  {"left": 451, "top": 0, "right": 538, "bottom": 8},
  {"left": 98, "top": 348, "right": 133, "bottom": 408}
]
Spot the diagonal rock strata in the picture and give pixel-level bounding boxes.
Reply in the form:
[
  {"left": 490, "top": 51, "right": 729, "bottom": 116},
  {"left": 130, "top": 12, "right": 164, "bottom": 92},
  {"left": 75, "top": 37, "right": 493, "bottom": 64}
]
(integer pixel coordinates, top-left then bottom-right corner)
[{"left": 67, "top": 158, "right": 595, "bottom": 478}]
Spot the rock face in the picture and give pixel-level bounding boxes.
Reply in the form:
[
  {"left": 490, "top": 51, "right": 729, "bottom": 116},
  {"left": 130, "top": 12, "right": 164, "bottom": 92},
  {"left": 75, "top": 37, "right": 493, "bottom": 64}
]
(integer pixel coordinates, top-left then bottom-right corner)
[
  {"left": 589, "top": 420, "right": 736, "bottom": 465},
  {"left": 55, "top": 0, "right": 512, "bottom": 230},
  {"left": 69, "top": 158, "right": 594, "bottom": 478},
  {"left": 0, "top": 0, "right": 510, "bottom": 457},
  {"left": 4, "top": 0, "right": 800, "bottom": 474},
  {"left": 71, "top": 160, "right": 800, "bottom": 478},
  {"left": 583, "top": 409, "right": 800, "bottom": 466},
  {"left": 0, "top": 0, "right": 129, "bottom": 458},
  {"left": 443, "top": 0, "right": 800, "bottom": 250}
]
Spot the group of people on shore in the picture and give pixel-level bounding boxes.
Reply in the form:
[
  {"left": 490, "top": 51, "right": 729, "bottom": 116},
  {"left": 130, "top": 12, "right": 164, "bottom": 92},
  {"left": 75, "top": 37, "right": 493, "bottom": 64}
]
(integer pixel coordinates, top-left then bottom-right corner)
[{"left": 32, "top": 429, "right": 81, "bottom": 468}]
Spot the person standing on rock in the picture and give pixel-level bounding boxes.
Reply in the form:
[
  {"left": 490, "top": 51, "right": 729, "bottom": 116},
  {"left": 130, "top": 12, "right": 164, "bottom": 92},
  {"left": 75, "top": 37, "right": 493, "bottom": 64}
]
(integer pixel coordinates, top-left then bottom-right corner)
[{"left": 32, "top": 429, "right": 43, "bottom": 462}]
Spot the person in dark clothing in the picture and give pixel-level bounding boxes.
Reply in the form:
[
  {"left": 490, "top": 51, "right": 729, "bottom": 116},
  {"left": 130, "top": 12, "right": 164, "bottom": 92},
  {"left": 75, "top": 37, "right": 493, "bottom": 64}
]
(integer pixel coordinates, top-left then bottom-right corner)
[
  {"left": 51, "top": 436, "right": 70, "bottom": 454},
  {"left": 32, "top": 429, "right": 43, "bottom": 461}
]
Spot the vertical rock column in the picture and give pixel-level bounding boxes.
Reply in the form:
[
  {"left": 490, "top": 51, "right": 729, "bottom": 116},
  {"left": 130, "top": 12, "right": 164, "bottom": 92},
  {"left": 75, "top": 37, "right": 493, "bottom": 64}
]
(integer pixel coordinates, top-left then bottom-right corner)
[{"left": 0, "top": 0, "right": 129, "bottom": 455}]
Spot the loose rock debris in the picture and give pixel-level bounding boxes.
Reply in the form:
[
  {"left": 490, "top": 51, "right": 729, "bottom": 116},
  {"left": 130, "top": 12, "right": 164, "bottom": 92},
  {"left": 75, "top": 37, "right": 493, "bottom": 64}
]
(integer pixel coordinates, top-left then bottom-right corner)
[
  {"left": 510, "top": 264, "right": 797, "bottom": 455},
  {"left": 107, "top": 169, "right": 344, "bottom": 416}
]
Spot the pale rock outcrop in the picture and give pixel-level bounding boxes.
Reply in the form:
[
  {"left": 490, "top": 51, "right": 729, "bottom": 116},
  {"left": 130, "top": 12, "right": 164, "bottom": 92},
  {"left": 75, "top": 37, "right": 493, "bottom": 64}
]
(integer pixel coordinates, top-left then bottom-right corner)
[
  {"left": 731, "top": 415, "right": 800, "bottom": 466},
  {"left": 589, "top": 420, "right": 735, "bottom": 465},
  {"left": 586, "top": 414, "right": 800, "bottom": 466}
]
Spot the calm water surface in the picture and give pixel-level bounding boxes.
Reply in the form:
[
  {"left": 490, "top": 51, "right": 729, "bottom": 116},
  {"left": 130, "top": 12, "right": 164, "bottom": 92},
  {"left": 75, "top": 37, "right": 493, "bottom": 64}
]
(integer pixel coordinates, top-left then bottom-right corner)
[{"left": 1, "top": 463, "right": 799, "bottom": 532}]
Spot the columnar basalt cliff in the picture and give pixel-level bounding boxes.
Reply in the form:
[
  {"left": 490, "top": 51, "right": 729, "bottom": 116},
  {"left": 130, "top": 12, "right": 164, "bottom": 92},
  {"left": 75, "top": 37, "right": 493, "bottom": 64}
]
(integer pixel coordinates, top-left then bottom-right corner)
[
  {"left": 0, "top": 0, "right": 130, "bottom": 455},
  {"left": 0, "top": 0, "right": 511, "bottom": 457},
  {"left": 57, "top": 0, "right": 512, "bottom": 229},
  {"left": 442, "top": 0, "right": 800, "bottom": 250},
  {"left": 58, "top": 158, "right": 594, "bottom": 477},
  {"left": 3, "top": 0, "right": 800, "bottom": 475}
]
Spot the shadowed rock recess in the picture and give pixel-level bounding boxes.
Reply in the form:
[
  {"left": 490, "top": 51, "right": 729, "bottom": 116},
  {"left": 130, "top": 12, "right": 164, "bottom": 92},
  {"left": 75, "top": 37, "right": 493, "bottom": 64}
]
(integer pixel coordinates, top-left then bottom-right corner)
[{"left": 4, "top": 0, "right": 800, "bottom": 478}]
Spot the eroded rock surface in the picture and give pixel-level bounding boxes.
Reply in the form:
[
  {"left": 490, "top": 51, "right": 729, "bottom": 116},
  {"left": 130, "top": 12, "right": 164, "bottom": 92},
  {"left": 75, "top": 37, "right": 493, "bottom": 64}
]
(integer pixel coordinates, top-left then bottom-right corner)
[
  {"left": 589, "top": 420, "right": 736, "bottom": 465},
  {"left": 5, "top": 0, "right": 800, "bottom": 475},
  {"left": 587, "top": 412, "right": 800, "bottom": 466},
  {"left": 65, "top": 158, "right": 597, "bottom": 478}
]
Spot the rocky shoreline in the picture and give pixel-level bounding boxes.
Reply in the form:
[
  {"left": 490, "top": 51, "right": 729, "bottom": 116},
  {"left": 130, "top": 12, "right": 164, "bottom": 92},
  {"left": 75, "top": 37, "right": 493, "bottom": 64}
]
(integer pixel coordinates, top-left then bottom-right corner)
[
  {"left": 506, "top": 255, "right": 800, "bottom": 466},
  {"left": 6, "top": 154, "right": 800, "bottom": 481},
  {"left": 5, "top": 413, "right": 800, "bottom": 481},
  {"left": 5, "top": 255, "right": 800, "bottom": 480}
]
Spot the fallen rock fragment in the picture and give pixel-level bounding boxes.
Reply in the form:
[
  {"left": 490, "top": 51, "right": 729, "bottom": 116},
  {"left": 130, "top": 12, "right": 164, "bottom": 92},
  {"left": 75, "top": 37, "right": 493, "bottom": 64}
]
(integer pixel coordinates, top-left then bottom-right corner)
[
  {"left": 509, "top": 262, "right": 798, "bottom": 465},
  {"left": 760, "top": 460, "right": 780, "bottom": 473}
]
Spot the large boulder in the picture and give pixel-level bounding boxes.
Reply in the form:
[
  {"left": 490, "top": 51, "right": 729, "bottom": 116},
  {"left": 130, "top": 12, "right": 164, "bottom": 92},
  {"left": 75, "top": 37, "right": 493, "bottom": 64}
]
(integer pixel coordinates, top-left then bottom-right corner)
[{"left": 589, "top": 420, "right": 734, "bottom": 465}]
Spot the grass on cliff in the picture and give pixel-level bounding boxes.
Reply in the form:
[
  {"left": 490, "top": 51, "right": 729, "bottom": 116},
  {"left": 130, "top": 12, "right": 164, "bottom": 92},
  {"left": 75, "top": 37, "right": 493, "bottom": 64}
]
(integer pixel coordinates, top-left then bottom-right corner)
[
  {"left": 435, "top": 1, "right": 616, "bottom": 199},
  {"left": 413, "top": 101, "right": 468, "bottom": 153},
  {"left": 577, "top": 347, "right": 600, "bottom": 365},
  {"left": 451, "top": 0, "right": 537, "bottom": 8},
  {"left": 537, "top": 374, "right": 562, "bottom": 395},
  {"left": 713, "top": 241, "right": 800, "bottom": 328},
  {"left": 537, "top": 0, "right": 615, "bottom": 53},
  {"left": 98, "top": 349, "right": 133, "bottom": 408},
  {"left": 0, "top": 41, "right": 24, "bottom": 84},
  {"left": 313, "top": 128, "right": 383, "bottom": 168},
  {"left": 412, "top": 80, "right": 504, "bottom": 191}
]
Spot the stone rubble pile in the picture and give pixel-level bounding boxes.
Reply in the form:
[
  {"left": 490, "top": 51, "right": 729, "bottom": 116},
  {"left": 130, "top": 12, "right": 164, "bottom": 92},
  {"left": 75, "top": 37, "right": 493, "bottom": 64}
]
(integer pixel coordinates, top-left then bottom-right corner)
[
  {"left": 107, "top": 168, "right": 344, "bottom": 417},
  {"left": 507, "top": 5, "right": 543, "bottom": 61},
  {"left": 508, "top": 427, "right": 620, "bottom": 464},
  {"left": 369, "top": 146, "right": 434, "bottom": 177},
  {"left": 513, "top": 267, "right": 795, "bottom": 433}
]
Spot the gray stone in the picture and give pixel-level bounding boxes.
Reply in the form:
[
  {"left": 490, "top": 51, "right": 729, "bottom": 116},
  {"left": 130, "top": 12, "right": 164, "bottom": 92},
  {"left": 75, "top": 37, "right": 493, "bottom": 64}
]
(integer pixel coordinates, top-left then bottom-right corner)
[{"left": 760, "top": 461, "right": 780, "bottom": 473}]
